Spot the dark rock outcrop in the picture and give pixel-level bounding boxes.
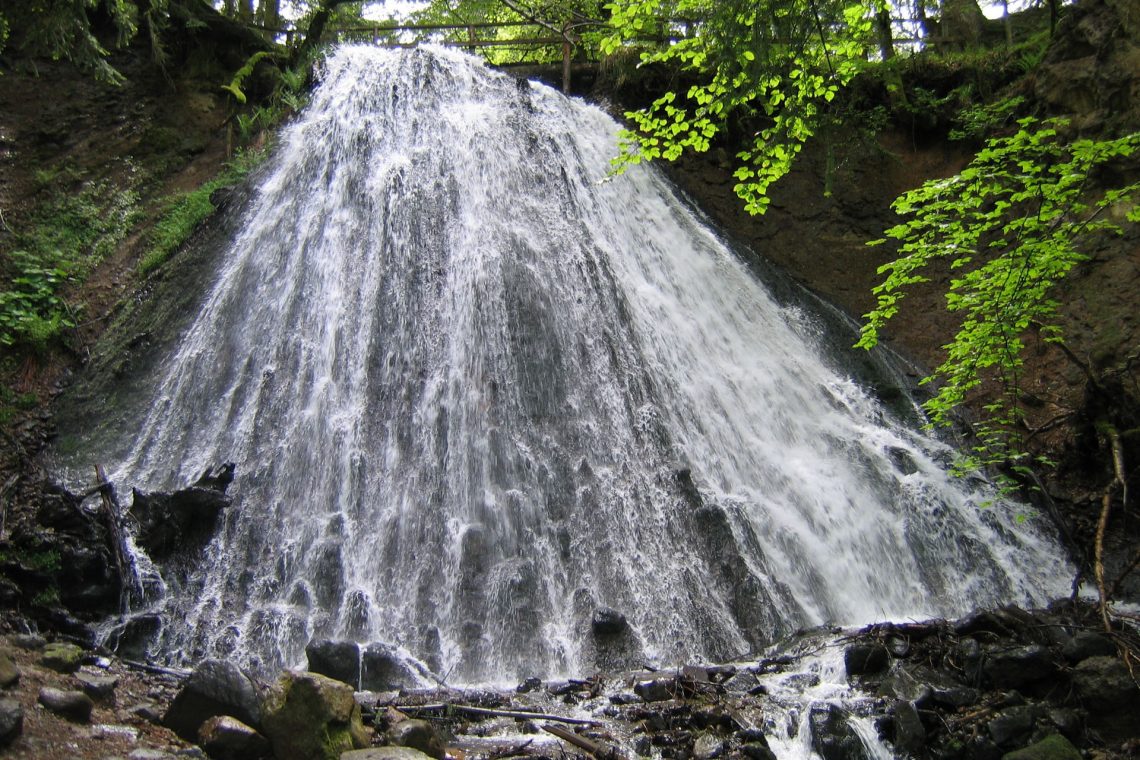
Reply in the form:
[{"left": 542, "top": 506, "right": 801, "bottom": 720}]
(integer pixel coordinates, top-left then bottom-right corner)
[{"left": 131, "top": 463, "right": 235, "bottom": 561}]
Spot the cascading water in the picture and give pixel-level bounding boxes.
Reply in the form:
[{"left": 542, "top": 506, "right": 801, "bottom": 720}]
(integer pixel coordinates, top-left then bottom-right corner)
[{"left": 91, "top": 45, "right": 1070, "bottom": 683}]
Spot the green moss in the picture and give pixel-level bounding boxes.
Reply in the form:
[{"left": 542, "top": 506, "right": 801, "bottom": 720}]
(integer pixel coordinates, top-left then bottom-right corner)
[{"left": 139, "top": 147, "right": 267, "bottom": 275}]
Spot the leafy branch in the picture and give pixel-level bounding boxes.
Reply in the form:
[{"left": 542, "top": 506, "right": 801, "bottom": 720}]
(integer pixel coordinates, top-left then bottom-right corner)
[{"left": 858, "top": 117, "right": 1140, "bottom": 481}]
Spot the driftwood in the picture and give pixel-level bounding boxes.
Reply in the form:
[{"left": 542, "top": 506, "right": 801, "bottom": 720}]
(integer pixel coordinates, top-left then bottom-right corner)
[
  {"left": 397, "top": 703, "right": 598, "bottom": 726},
  {"left": 121, "top": 658, "right": 192, "bottom": 678},
  {"left": 541, "top": 723, "right": 622, "bottom": 759},
  {"left": 94, "top": 464, "right": 140, "bottom": 612}
]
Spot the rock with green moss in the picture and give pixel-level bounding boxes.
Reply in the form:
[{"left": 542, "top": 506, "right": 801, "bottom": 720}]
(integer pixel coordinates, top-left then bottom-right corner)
[
  {"left": 342, "top": 750, "right": 434, "bottom": 760},
  {"left": 40, "top": 642, "right": 84, "bottom": 673},
  {"left": 1002, "top": 734, "right": 1082, "bottom": 760},
  {"left": 261, "top": 671, "right": 370, "bottom": 760},
  {"left": 0, "top": 652, "right": 19, "bottom": 688}
]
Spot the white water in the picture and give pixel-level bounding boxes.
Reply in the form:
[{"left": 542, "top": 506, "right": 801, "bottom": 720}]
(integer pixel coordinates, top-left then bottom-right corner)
[{"left": 102, "top": 45, "right": 1069, "bottom": 682}]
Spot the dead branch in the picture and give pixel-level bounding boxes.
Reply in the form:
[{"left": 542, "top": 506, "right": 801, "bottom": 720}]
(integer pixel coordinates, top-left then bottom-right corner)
[
  {"left": 542, "top": 724, "right": 621, "bottom": 759},
  {"left": 396, "top": 703, "right": 598, "bottom": 726},
  {"left": 1095, "top": 423, "right": 1127, "bottom": 632}
]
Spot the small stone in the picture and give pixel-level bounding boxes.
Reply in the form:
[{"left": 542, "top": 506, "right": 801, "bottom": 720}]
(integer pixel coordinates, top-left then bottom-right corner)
[
  {"left": 388, "top": 718, "right": 446, "bottom": 760},
  {"left": 129, "top": 750, "right": 179, "bottom": 759},
  {"left": 77, "top": 670, "right": 120, "bottom": 700},
  {"left": 89, "top": 723, "right": 140, "bottom": 742},
  {"left": 930, "top": 685, "right": 979, "bottom": 708},
  {"left": 1002, "top": 733, "right": 1082, "bottom": 760},
  {"left": 127, "top": 701, "right": 165, "bottom": 723},
  {"left": 0, "top": 652, "right": 19, "bottom": 688},
  {"left": 39, "top": 686, "right": 95, "bottom": 722},
  {"left": 0, "top": 697, "right": 23, "bottom": 746},
  {"left": 198, "top": 714, "right": 272, "bottom": 760},
  {"left": 40, "top": 642, "right": 85, "bottom": 673},
  {"left": 986, "top": 705, "right": 1038, "bottom": 748},
  {"left": 693, "top": 732, "right": 725, "bottom": 759},
  {"left": 342, "top": 750, "right": 435, "bottom": 760},
  {"left": 740, "top": 744, "right": 777, "bottom": 760}
]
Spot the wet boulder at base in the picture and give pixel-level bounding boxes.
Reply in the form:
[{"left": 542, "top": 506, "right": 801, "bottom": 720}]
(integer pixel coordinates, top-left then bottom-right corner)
[
  {"left": 307, "top": 639, "right": 362, "bottom": 687},
  {"left": 163, "top": 658, "right": 263, "bottom": 741},
  {"left": 261, "top": 670, "right": 370, "bottom": 760},
  {"left": 198, "top": 714, "right": 273, "bottom": 760},
  {"left": 0, "top": 698, "right": 23, "bottom": 746}
]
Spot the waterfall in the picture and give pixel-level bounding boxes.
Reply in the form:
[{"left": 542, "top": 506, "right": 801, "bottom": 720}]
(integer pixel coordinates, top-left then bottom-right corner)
[{"left": 97, "top": 45, "right": 1069, "bottom": 683}]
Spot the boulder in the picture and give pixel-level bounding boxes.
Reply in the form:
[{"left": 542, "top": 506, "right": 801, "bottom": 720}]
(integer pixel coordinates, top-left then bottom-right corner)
[
  {"left": 307, "top": 639, "right": 362, "bottom": 687},
  {"left": 163, "top": 659, "right": 263, "bottom": 741},
  {"left": 982, "top": 645, "right": 1055, "bottom": 689},
  {"left": 844, "top": 643, "right": 889, "bottom": 676},
  {"left": 39, "top": 686, "right": 95, "bottom": 722},
  {"left": 198, "top": 714, "right": 273, "bottom": 760},
  {"left": 0, "top": 652, "right": 19, "bottom": 688},
  {"left": 261, "top": 670, "right": 370, "bottom": 760},
  {"left": 1070, "top": 655, "right": 1136, "bottom": 712},
  {"left": 693, "top": 732, "right": 726, "bottom": 759},
  {"left": 388, "top": 718, "right": 446, "bottom": 760},
  {"left": 10, "top": 634, "right": 46, "bottom": 650},
  {"left": 361, "top": 643, "right": 419, "bottom": 691},
  {"left": 1002, "top": 733, "right": 1082, "bottom": 760},
  {"left": 40, "top": 641, "right": 85, "bottom": 673},
  {"left": 0, "top": 697, "right": 23, "bottom": 746},
  {"left": 635, "top": 677, "right": 677, "bottom": 702},
  {"left": 1062, "top": 632, "right": 1116, "bottom": 663}
]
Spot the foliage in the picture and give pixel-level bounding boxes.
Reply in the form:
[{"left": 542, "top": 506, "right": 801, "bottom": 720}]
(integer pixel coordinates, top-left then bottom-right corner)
[
  {"left": 0, "top": 180, "right": 140, "bottom": 350},
  {"left": 1, "top": 0, "right": 169, "bottom": 84},
  {"left": 948, "top": 94, "right": 1025, "bottom": 141},
  {"left": 602, "top": 0, "right": 879, "bottom": 215},
  {"left": 221, "top": 50, "right": 277, "bottom": 104},
  {"left": 140, "top": 148, "right": 267, "bottom": 274},
  {"left": 858, "top": 118, "right": 1140, "bottom": 479}
]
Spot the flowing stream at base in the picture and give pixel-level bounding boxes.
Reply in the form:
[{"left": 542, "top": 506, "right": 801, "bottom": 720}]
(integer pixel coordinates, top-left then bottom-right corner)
[{"left": 96, "top": 45, "right": 1068, "bottom": 684}]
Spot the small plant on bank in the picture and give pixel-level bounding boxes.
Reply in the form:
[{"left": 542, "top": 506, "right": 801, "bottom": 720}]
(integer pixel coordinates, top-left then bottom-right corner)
[{"left": 139, "top": 148, "right": 268, "bottom": 275}]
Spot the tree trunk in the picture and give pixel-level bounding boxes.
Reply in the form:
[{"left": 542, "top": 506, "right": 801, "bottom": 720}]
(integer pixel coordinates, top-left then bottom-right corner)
[
  {"left": 875, "top": 6, "right": 895, "bottom": 60},
  {"left": 293, "top": 0, "right": 355, "bottom": 62}
]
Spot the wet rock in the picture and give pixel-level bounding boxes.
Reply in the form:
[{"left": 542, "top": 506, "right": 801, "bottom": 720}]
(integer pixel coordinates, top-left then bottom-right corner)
[
  {"left": 1070, "top": 655, "right": 1136, "bottom": 710},
  {"left": 634, "top": 677, "right": 677, "bottom": 702},
  {"left": 516, "top": 676, "right": 542, "bottom": 693},
  {"left": 198, "top": 714, "right": 273, "bottom": 760},
  {"left": 131, "top": 465, "right": 234, "bottom": 561},
  {"left": 929, "top": 684, "right": 979, "bottom": 708},
  {"left": 1061, "top": 631, "right": 1116, "bottom": 662},
  {"left": 986, "top": 705, "right": 1039, "bottom": 748},
  {"left": 126, "top": 700, "right": 165, "bottom": 723},
  {"left": 982, "top": 645, "right": 1055, "bottom": 689},
  {"left": 844, "top": 643, "right": 889, "bottom": 676},
  {"left": 1002, "top": 733, "right": 1082, "bottom": 760},
  {"left": 106, "top": 613, "right": 163, "bottom": 660},
  {"left": 361, "top": 643, "right": 419, "bottom": 691},
  {"left": 692, "top": 732, "right": 725, "bottom": 759},
  {"left": 722, "top": 670, "right": 760, "bottom": 693},
  {"left": 0, "top": 697, "right": 23, "bottom": 745},
  {"left": 163, "top": 659, "right": 263, "bottom": 741},
  {"left": 39, "top": 686, "right": 95, "bottom": 722},
  {"left": 307, "top": 639, "right": 361, "bottom": 687},
  {"left": 40, "top": 641, "right": 85, "bottom": 672},
  {"left": 740, "top": 743, "right": 777, "bottom": 760},
  {"left": 261, "top": 670, "right": 370, "bottom": 760},
  {"left": 0, "top": 652, "right": 19, "bottom": 688},
  {"left": 76, "top": 670, "right": 119, "bottom": 700},
  {"left": 388, "top": 718, "right": 446, "bottom": 760},
  {"left": 891, "top": 700, "right": 925, "bottom": 753},
  {"left": 591, "top": 607, "right": 628, "bottom": 635},
  {"left": 1045, "top": 708, "right": 1082, "bottom": 740},
  {"left": 809, "top": 704, "right": 865, "bottom": 760}
]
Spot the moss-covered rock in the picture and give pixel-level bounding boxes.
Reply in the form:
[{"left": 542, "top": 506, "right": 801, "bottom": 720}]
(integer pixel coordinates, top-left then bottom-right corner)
[
  {"left": 1001, "top": 733, "right": 1082, "bottom": 760},
  {"left": 39, "top": 642, "right": 84, "bottom": 673},
  {"left": 261, "top": 671, "right": 370, "bottom": 760}
]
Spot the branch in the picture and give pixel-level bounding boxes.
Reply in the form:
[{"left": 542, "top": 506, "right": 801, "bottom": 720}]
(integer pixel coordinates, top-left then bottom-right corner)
[
  {"left": 1095, "top": 422, "right": 1127, "bottom": 632},
  {"left": 396, "top": 703, "right": 598, "bottom": 726}
]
